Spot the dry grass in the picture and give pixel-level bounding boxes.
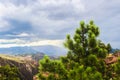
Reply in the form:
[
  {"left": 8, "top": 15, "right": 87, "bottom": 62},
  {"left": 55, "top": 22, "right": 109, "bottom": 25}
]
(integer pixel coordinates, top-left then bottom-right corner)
[{"left": 0, "top": 54, "right": 24, "bottom": 63}]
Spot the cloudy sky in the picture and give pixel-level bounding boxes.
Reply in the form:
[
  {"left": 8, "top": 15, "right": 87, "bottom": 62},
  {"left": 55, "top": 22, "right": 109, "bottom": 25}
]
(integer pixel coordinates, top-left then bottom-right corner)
[{"left": 0, "top": 0, "right": 120, "bottom": 48}]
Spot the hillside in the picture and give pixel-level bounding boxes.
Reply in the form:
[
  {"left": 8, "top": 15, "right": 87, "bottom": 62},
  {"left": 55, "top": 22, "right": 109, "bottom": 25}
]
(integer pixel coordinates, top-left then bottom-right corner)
[
  {"left": 0, "top": 54, "right": 38, "bottom": 80},
  {"left": 17, "top": 52, "right": 60, "bottom": 62}
]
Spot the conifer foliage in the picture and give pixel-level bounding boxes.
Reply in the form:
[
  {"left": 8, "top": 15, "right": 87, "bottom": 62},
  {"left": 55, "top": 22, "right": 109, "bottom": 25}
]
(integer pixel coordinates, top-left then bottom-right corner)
[
  {"left": 38, "top": 20, "right": 115, "bottom": 80},
  {"left": 0, "top": 65, "right": 20, "bottom": 80}
]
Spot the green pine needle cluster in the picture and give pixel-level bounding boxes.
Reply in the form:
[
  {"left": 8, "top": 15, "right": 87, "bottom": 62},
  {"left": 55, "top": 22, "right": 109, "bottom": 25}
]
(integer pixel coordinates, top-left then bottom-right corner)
[{"left": 0, "top": 65, "right": 20, "bottom": 80}]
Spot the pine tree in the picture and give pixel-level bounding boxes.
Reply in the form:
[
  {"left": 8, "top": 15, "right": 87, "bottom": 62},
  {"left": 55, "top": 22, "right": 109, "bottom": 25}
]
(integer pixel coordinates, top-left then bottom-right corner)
[
  {"left": 107, "top": 43, "right": 112, "bottom": 53},
  {"left": 0, "top": 65, "right": 20, "bottom": 80},
  {"left": 38, "top": 20, "right": 113, "bottom": 80},
  {"left": 64, "top": 20, "right": 108, "bottom": 60},
  {"left": 113, "top": 58, "right": 120, "bottom": 80}
]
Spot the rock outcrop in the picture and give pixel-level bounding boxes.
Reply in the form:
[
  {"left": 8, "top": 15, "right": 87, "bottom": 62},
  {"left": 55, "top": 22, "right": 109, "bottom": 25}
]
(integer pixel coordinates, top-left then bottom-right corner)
[{"left": 0, "top": 54, "right": 38, "bottom": 80}]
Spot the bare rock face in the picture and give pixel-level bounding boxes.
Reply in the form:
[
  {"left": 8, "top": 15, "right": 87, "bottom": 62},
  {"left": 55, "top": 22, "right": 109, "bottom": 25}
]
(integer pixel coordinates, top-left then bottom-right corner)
[{"left": 0, "top": 55, "right": 38, "bottom": 80}]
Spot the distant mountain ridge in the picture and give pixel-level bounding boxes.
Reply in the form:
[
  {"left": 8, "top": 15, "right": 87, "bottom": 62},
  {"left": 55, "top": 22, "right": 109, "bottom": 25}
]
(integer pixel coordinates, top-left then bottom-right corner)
[
  {"left": 0, "top": 45, "right": 67, "bottom": 56},
  {"left": 0, "top": 46, "right": 37, "bottom": 55},
  {"left": 111, "top": 48, "right": 120, "bottom": 53}
]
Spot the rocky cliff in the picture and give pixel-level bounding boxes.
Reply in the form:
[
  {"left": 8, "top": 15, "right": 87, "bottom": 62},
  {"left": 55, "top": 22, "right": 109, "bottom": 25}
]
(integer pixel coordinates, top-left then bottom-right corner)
[{"left": 0, "top": 54, "right": 38, "bottom": 80}]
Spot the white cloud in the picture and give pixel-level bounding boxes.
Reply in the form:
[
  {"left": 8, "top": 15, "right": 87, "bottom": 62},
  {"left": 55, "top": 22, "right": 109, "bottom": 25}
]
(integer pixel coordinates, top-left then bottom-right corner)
[
  {"left": 0, "top": 39, "right": 63, "bottom": 48},
  {"left": 38, "top": 0, "right": 85, "bottom": 11},
  {"left": 16, "top": 32, "right": 30, "bottom": 37},
  {"left": 0, "top": 39, "right": 25, "bottom": 44},
  {"left": 5, "top": 32, "right": 34, "bottom": 37},
  {"left": 27, "top": 40, "right": 63, "bottom": 47}
]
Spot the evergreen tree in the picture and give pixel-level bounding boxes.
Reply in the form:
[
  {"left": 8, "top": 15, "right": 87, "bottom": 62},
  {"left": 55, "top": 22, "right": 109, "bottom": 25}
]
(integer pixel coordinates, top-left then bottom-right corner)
[
  {"left": 0, "top": 65, "right": 20, "bottom": 80},
  {"left": 113, "top": 58, "right": 120, "bottom": 80},
  {"left": 38, "top": 20, "right": 113, "bottom": 80},
  {"left": 107, "top": 43, "right": 112, "bottom": 53}
]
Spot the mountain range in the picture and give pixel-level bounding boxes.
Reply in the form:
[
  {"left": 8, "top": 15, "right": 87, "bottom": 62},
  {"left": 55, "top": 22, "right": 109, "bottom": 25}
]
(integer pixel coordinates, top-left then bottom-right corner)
[{"left": 0, "top": 45, "right": 67, "bottom": 56}]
